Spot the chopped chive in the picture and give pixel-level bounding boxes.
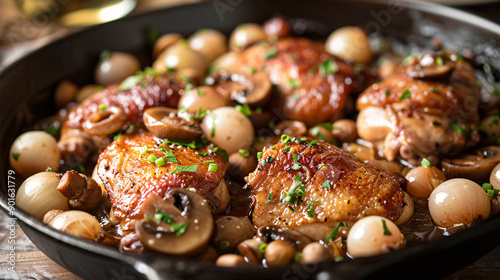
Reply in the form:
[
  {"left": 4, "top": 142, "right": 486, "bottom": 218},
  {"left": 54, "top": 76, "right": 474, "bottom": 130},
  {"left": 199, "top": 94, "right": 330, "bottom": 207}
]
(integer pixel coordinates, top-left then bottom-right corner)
[
  {"left": 205, "top": 160, "right": 215, "bottom": 164},
  {"left": 265, "top": 47, "right": 278, "bottom": 60},
  {"left": 147, "top": 154, "right": 158, "bottom": 163},
  {"left": 250, "top": 67, "right": 256, "bottom": 74},
  {"left": 282, "top": 146, "right": 291, "bottom": 152},
  {"left": 289, "top": 79, "right": 300, "bottom": 88},
  {"left": 320, "top": 59, "right": 339, "bottom": 76},
  {"left": 449, "top": 121, "right": 466, "bottom": 134},
  {"left": 155, "top": 157, "right": 166, "bottom": 166},
  {"left": 305, "top": 200, "right": 320, "bottom": 218},
  {"left": 436, "top": 57, "right": 444, "bottom": 66},
  {"left": 385, "top": 89, "right": 391, "bottom": 96},
  {"left": 171, "top": 222, "right": 189, "bottom": 236},
  {"left": 400, "top": 89, "right": 411, "bottom": 100},
  {"left": 172, "top": 164, "right": 199, "bottom": 174},
  {"left": 211, "top": 114, "right": 216, "bottom": 137},
  {"left": 45, "top": 167, "right": 52, "bottom": 172},
  {"left": 154, "top": 209, "right": 174, "bottom": 224},
  {"left": 11, "top": 153, "right": 19, "bottom": 160},
  {"left": 208, "top": 163, "right": 218, "bottom": 172},
  {"left": 287, "top": 205, "right": 295, "bottom": 212},
  {"left": 294, "top": 252, "right": 303, "bottom": 262},
  {"left": 430, "top": 88, "right": 438, "bottom": 93},
  {"left": 281, "top": 134, "right": 292, "bottom": 144},
  {"left": 310, "top": 140, "right": 318, "bottom": 146},
  {"left": 239, "top": 149, "right": 250, "bottom": 158},
  {"left": 322, "top": 180, "right": 331, "bottom": 189},
  {"left": 267, "top": 156, "right": 275, "bottom": 163},
  {"left": 325, "top": 221, "right": 348, "bottom": 243},
  {"left": 259, "top": 243, "right": 268, "bottom": 253},
  {"left": 140, "top": 146, "right": 149, "bottom": 155},
  {"left": 261, "top": 160, "right": 266, "bottom": 167},
  {"left": 99, "top": 104, "right": 107, "bottom": 111},
  {"left": 235, "top": 104, "right": 252, "bottom": 116},
  {"left": 421, "top": 158, "right": 433, "bottom": 168},
  {"left": 197, "top": 152, "right": 208, "bottom": 157},
  {"left": 196, "top": 88, "right": 205, "bottom": 96},
  {"left": 382, "top": 219, "right": 392, "bottom": 235},
  {"left": 265, "top": 193, "right": 272, "bottom": 204},
  {"left": 257, "top": 152, "right": 263, "bottom": 160},
  {"left": 100, "top": 50, "right": 111, "bottom": 60}
]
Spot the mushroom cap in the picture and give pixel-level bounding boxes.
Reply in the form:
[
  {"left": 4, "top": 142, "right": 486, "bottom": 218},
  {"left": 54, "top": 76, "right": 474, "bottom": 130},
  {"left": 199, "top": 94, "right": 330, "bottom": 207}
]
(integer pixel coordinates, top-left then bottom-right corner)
[
  {"left": 257, "top": 225, "right": 312, "bottom": 251},
  {"left": 143, "top": 107, "right": 202, "bottom": 141},
  {"left": 136, "top": 188, "right": 214, "bottom": 256},
  {"left": 442, "top": 146, "right": 500, "bottom": 183}
]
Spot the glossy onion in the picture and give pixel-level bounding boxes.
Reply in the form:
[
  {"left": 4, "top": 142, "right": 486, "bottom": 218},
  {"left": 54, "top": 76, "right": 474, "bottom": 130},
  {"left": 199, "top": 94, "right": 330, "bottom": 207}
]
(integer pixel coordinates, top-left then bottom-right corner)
[
  {"left": 347, "top": 216, "right": 404, "bottom": 258},
  {"left": 489, "top": 163, "right": 500, "bottom": 215},
  {"left": 16, "top": 172, "right": 69, "bottom": 219},
  {"left": 95, "top": 52, "right": 141, "bottom": 86},
  {"left": 188, "top": 29, "right": 227, "bottom": 62},
  {"left": 429, "top": 179, "right": 490, "bottom": 228},
  {"left": 325, "top": 26, "right": 373, "bottom": 64},
  {"left": 178, "top": 86, "right": 230, "bottom": 113},
  {"left": 406, "top": 166, "right": 447, "bottom": 198},
  {"left": 201, "top": 107, "right": 255, "bottom": 155},
  {"left": 229, "top": 23, "right": 267, "bottom": 51},
  {"left": 153, "top": 41, "right": 209, "bottom": 74},
  {"left": 10, "top": 131, "right": 60, "bottom": 177},
  {"left": 47, "top": 210, "right": 103, "bottom": 240}
]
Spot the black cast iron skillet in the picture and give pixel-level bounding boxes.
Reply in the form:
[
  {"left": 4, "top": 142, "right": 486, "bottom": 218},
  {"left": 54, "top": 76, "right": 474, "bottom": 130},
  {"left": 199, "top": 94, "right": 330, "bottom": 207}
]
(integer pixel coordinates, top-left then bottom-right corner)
[{"left": 1, "top": 0, "right": 500, "bottom": 279}]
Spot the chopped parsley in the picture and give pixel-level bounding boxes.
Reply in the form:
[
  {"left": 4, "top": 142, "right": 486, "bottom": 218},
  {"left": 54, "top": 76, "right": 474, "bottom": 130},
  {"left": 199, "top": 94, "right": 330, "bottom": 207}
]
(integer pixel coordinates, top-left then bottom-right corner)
[
  {"left": 400, "top": 89, "right": 411, "bottom": 100},
  {"left": 209, "top": 146, "right": 229, "bottom": 161},
  {"left": 147, "top": 154, "right": 158, "bottom": 163},
  {"left": 163, "top": 150, "right": 178, "bottom": 163},
  {"left": 289, "top": 79, "right": 300, "bottom": 88},
  {"left": 172, "top": 164, "right": 199, "bottom": 174},
  {"left": 98, "top": 104, "right": 107, "bottom": 111},
  {"left": 382, "top": 220, "right": 392, "bottom": 236},
  {"left": 294, "top": 252, "right": 303, "bottom": 262},
  {"left": 196, "top": 88, "right": 205, "bottom": 96},
  {"left": 310, "top": 140, "right": 318, "bottom": 147},
  {"left": 325, "top": 221, "right": 348, "bottom": 243},
  {"left": 429, "top": 88, "right": 438, "bottom": 93},
  {"left": 11, "top": 153, "right": 19, "bottom": 161},
  {"left": 320, "top": 59, "right": 339, "bottom": 76},
  {"left": 385, "top": 89, "right": 391, "bottom": 96},
  {"left": 291, "top": 153, "right": 301, "bottom": 171},
  {"left": 436, "top": 57, "right": 444, "bottom": 66},
  {"left": 45, "top": 167, "right": 52, "bottom": 172}
]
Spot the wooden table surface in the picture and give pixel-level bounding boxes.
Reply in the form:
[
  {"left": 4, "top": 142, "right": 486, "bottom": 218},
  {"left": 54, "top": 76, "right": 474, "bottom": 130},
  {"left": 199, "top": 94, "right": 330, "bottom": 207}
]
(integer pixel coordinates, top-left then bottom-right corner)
[{"left": 2, "top": 1, "right": 500, "bottom": 279}]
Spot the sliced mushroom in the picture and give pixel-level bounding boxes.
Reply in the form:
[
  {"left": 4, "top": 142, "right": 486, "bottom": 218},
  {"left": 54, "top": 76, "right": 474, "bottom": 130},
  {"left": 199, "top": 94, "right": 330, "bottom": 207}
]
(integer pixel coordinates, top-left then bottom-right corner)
[
  {"left": 83, "top": 106, "right": 127, "bottom": 136},
  {"left": 143, "top": 107, "right": 202, "bottom": 141},
  {"left": 257, "top": 225, "right": 312, "bottom": 251},
  {"left": 407, "top": 52, "right": 455, "bottom": 80},
  {"left": 135, "top": 188, "right": 214, "bottom": 256},
  {"left": 442, "top": 146, "right": 500, "bottom": 183},
  {"left": 207, "top": 178, "right": 230, "bottom": 214},
  {"left": 228, "top": 151, "right": 258, "bottom": 183},
  {"left": 212, "top": 216, "right": 256, "bottom": 251},
  {"left": 57, "top": 170, "right": 102, "bottom": 212},
  {"left": 275, "top": 120, "right": 307, "bottom": 138},
  {"left": 58, "top": 129, "right": 94, "bottom": 164},
  {"left": 295, "top": 222, "right": 350, "bottom": 241},
  {"left": 208, "top": 70, "right": 272, "bottom": 107}
]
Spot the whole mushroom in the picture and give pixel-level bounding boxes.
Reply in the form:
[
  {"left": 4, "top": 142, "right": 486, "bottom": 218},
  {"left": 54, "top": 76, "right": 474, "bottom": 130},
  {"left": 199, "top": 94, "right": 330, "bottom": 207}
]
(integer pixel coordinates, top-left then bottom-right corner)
[{"left": 57, "top": 170, "right": 102, "bottom": 212}]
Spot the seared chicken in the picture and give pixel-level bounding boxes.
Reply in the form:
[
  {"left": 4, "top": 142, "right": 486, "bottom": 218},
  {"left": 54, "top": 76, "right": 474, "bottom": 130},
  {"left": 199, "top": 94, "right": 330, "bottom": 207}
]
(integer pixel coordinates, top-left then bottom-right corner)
[
  {"left": 214, "top": 38, "right": 373, "bottom": 126},
  {"left": 245, "top": 138, "right": 405, "bottom": 228},
  {"left": 59, "top": 72, "right": 184, "bottom": 163},
  {"left": 356, "top": 53, "right": 480, "bottom": 163},
  {"left": 97, "top": 133, "right": 228, "bottom": 230}
]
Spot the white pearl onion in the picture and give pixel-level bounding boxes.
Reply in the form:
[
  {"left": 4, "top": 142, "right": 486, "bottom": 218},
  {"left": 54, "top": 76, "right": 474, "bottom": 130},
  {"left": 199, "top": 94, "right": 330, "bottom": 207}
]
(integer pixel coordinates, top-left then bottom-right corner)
[
  {"left": 429, "top": 179, "right": 490, "bottom": 228},
  {"left": 10, "top": 131, "right": 60, "bottom": 177},
  {"left": 347, "top": 216, "right": 404, "bottom": 258}
]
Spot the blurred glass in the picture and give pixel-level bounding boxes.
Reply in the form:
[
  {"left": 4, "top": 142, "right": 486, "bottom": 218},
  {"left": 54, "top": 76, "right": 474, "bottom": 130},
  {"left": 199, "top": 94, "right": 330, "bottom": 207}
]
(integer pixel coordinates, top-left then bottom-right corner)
[{"left": 13, "top": 0, "right": 137, "bottom": 26}]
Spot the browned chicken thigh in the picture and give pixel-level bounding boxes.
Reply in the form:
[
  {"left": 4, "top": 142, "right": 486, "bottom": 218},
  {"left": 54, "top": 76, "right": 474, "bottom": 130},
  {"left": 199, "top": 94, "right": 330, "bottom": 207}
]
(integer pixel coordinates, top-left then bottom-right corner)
[
  {"left": 245, "top": 137, "right": 405, "bottom": 228},
  {"left": 59, "top": 72, "right": 184, "bottom": 164},
  {"left": 213, "top": 38, "right": 373, "bottom": 126},
  {"left": 97, "top": 133, "right": 228, "bottom": 230},
  {"left": 356, "top": 53, "right": 480, "bottom": 163}
]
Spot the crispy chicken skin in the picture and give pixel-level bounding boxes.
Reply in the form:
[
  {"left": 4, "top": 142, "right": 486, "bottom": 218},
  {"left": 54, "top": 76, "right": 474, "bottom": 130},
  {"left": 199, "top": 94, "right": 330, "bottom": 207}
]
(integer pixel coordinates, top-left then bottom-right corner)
[
  {"left": 356, "top": 53, "right": 480, "bottom": 163},
  {"left": 245, "top": 138, "right": 404, "bottom": 228},
  {"left": 97, "top": 133, "right": 228, "bottom": 230},
  {"left": 219, "top": 38, "right": 372, "bottom": 126},
  {"left": 59, "top": 73, "right": 184, "bottom": 162}
]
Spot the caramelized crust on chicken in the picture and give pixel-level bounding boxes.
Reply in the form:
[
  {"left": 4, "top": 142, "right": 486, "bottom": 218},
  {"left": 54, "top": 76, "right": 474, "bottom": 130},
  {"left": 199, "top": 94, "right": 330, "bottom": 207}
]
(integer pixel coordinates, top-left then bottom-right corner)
[
  {"left": 97, "top": 133, "right": 228, "bottom": 230},
  {"left": 356, "top": 53, "right": 480, "bottom": 163},
  {"left": 245, "top": 138, "right": 404, "bottom": 228},
  {"left": 59, "top": 73, "right": 184, "bottom": 162},
  {"left": 217, "top": 38, "right": 373, "bottom": 126}
]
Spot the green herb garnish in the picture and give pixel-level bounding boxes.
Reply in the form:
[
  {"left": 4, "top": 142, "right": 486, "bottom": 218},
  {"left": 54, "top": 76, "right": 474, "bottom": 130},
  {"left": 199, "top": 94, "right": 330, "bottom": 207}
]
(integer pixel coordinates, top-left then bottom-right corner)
[
  {"left": 208, "top": 163, "right": 218, "bottom": 172},
  {"left": 154, "top": 209, "right": 174, "bottom": 224},
  {"left": 172, "top": 164, "right": 199, "bottom": 174},
  {"left": 235, "top": 104, "right": 252, "bottom": 116},
  {"left": 382, "top": 220, "right": 392, "bottom": 236},
  {"left": 171, "top": 222, "right": 189, "bottom": 236},
  {"left": 322, "top": 180, "right": 331, "bottom": 189},
  {"left": 421, "top": 158, "right": 433, "bottom": 168},
  {"left": 325, "top": 221, "right": 348, "bottom": 243},
  {"left": 320, "top": 59, "right": 339, "bottom": 76},
  {"left": 400, "top": 89, "right": 411, "bottom": 100},
  {"left": 11, "top": 153, "right": 19, "bottom": 160},
  {"left": 239, "top": 149, "right": 250, "bottom": 158}
]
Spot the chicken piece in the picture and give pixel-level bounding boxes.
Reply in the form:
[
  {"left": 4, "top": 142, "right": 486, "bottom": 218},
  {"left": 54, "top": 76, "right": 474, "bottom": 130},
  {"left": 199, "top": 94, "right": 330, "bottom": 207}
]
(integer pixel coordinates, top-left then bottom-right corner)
[
  {"left": 245, "top": 138, "right": 404, "bottom": 228},
  {"left": 356, "top": 52, "right": 480, "bottom": 163},
  {"left": 59, "top": 72, "right": 185, "bottom": 163},
  {"left": 213, "top": 38, "right": 373, "bottom": 126},
  {"left": 97, "top": 133, "right": 228, "bottom": 230}
]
